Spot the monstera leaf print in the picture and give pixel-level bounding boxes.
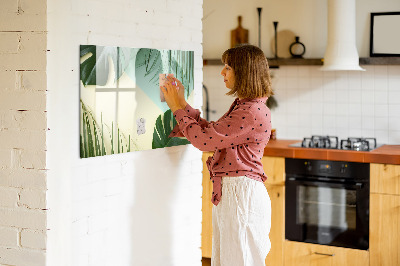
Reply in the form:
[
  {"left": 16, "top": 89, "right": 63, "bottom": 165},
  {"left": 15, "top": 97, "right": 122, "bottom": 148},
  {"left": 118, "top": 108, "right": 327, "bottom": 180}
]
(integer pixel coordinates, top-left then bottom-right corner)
[{"left": 152, "top": 109, "right": 190, "bottom": 149}]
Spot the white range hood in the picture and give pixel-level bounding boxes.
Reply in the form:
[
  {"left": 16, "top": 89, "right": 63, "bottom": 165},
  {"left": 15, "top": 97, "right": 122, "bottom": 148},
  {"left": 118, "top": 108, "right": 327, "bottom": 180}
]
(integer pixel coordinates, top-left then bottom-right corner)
[{"left": 320, "top": 0, "right": 365, "bottom": 71}]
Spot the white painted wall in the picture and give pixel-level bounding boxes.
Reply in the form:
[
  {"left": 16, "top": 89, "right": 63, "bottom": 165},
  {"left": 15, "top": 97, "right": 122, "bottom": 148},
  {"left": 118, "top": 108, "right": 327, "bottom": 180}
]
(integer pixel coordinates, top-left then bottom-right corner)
[
  {"left": 203, "top": 0, "right": 400, "bottom": 145},
  {"left": 46, "top": 0, "right": 203, "bottom": 266},
  {"left": 0, "top": 0, "right": 48, "bottom": 265}
]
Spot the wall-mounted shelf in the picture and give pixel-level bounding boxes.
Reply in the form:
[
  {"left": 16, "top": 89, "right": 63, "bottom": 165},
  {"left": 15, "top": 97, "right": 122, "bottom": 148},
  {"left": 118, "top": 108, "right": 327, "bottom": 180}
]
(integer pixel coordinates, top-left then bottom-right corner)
[
  {"left": 359, "top": 57, "right": 400, "bottom": 65},
  {"left": 203, "top": 57, "right": 400, "bottom": 67}
]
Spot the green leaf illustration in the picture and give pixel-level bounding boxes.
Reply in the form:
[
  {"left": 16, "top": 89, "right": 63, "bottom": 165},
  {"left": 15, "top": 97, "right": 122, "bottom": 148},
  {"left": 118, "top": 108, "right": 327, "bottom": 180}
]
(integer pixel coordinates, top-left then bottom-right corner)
[
  {"left": 152, "top": 109, "right": 190, "bottom": 149},
  {"left": 80, "top": 45, "right": 134, "bottom": 86}
]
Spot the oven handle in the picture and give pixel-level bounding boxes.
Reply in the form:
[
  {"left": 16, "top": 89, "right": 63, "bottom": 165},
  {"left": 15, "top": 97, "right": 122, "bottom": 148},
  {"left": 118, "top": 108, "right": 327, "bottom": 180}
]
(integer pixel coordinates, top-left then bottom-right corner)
[{"left": 286, "top": 177, "right": 364, "bottom": 189}]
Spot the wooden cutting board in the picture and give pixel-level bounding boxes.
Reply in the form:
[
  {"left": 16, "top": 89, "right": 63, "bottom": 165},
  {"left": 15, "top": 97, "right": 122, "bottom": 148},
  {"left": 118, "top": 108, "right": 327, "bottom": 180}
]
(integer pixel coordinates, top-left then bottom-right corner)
[{"left": 231, "top": 16, "right": 249, "bottom": 48}]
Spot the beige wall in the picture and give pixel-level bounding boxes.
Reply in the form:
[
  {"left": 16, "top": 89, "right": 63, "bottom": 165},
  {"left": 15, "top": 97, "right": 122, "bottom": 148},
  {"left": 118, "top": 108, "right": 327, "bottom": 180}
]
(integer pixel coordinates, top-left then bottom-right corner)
[{"left": 203, "top": 0, "right": 400, "bottom": 58}]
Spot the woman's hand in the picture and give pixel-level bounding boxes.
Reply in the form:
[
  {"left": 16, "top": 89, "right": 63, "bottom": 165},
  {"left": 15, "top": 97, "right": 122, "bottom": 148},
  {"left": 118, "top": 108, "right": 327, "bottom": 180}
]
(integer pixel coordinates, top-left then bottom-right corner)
[
  {"left": 160, "top": 76, "right": 185, "bottom": 113},
  {"left": 173, "top": 77, "right": 188, "bottom": 109}
]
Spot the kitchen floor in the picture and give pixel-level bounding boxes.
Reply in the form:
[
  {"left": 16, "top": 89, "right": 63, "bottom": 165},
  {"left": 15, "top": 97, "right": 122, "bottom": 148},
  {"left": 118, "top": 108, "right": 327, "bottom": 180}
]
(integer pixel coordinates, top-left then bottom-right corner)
[{"left": 202, "top": 257, "right": 211, "bottom": 266}]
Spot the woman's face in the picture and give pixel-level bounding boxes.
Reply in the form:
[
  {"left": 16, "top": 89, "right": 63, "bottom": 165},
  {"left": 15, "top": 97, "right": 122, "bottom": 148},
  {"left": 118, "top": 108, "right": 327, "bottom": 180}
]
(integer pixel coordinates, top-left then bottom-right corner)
[{"left": 220, "top": 64, "right": 235, "bottom": 89}]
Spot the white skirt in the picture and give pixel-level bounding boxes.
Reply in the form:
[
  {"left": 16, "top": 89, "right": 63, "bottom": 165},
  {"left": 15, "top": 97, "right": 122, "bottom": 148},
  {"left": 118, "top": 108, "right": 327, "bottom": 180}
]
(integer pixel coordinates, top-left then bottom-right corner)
[{"left": 212, "top": 176, "right": 271, "bottom": 266}]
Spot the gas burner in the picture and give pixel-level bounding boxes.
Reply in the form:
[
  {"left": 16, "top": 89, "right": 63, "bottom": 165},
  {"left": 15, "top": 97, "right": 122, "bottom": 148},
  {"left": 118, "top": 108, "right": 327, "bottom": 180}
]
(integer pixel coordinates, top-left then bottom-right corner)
[
  {"left": 301, "top": 135, "right": 339, "bottom": 149},
  {"left": 290, "top": 136, "right": 380, "bottom": 151},
  {"left": 340, "top": 137, "right": 377, "bottom": 151}
]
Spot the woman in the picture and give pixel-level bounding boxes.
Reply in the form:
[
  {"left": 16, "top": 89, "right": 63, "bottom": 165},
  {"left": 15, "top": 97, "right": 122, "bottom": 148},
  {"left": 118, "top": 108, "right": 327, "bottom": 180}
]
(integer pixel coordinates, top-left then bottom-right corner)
[{"left": 161, "top": 44, "right": 273, "bottom": 266}]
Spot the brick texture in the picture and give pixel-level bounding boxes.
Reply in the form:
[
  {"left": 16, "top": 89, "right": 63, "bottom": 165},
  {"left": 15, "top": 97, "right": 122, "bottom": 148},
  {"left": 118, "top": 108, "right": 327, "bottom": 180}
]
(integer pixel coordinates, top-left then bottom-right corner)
[{"left": 0, "top": 0, "right": 47, "bottom": 264}]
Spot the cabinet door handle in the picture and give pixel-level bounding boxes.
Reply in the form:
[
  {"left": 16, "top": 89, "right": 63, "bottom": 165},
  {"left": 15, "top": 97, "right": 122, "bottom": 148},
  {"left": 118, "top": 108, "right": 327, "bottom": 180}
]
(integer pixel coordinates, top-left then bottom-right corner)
[{"left": 314, "top": 252, "right": 335, "bottom": 257}]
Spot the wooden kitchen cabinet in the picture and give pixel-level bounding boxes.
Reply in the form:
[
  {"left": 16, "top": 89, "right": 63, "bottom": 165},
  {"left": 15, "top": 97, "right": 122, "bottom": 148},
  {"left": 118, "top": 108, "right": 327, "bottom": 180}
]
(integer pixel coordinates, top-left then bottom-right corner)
[
  {"left": 284, "top": 241, "right": 369, "bottom": 266},
  {"left": 370, "top": 163, "right": 400, "bottom": 195},
  {"left": 264, "top": 184, "right": 285, "bottom": 266},
  {"left": 262, "top": 156, "right": 285, "bottom": 266},
  {"left": 370, "top": 163, "right": 400, "bottom": 266},
  {"left": 261, "top": 156, "right": 285, "bottom": 186},
  {"left": 202, "top": 152, "right": 213, "bottom": 258},
  {"left": 370, "top": 193, "right": 400, "bottom": 266}
]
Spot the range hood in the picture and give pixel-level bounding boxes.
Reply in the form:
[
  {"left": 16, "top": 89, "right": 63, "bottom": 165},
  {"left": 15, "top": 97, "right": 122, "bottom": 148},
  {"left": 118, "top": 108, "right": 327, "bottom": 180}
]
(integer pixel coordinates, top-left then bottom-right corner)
[{"left": 320, "top": 0, "right": 365, "bottom": 71}]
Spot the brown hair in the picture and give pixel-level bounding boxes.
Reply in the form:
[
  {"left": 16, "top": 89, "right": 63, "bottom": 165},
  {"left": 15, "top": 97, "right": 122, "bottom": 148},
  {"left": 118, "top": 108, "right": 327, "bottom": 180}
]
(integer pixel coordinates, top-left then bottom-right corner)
[{"left": 221, "top": 44, "right": 273, "bottom": 99}]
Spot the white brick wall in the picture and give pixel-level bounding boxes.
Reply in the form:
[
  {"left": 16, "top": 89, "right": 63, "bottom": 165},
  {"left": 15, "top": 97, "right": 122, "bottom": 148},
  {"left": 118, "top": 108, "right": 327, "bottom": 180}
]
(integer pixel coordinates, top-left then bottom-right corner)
[
  {"left": 46, "top": 1, "right": 203, "bottom": 266},
  {"left": 0, "top": 0, "right": 48, "bottom": 265}
]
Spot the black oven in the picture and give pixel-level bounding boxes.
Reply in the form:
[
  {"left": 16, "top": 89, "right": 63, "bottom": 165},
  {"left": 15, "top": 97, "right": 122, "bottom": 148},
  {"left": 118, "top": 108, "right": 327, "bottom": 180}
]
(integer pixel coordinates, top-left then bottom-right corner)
[{"left": 285, "top": 158, "right": 369, "bottom": 250}]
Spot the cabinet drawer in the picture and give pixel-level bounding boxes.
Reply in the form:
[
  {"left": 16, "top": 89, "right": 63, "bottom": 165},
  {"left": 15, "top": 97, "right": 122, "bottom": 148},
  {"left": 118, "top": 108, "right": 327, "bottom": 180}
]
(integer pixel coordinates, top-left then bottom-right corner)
[{"left": 284, "top": 241, "right": 369, "bottom": 266}]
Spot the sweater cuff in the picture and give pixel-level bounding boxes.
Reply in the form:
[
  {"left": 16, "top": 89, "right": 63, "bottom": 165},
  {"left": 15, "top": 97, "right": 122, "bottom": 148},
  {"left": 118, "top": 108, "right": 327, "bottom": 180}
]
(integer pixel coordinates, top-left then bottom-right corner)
[{"left": 168, "top": 109, "right": 187, "bottom": 138}]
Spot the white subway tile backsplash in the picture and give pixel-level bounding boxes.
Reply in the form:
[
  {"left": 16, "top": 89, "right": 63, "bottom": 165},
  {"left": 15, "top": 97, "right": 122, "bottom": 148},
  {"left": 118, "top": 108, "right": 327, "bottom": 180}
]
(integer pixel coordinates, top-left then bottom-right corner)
[
  {"left": 336, "top": 90, "right": 349, "bottom": 103},
  {"left": 374, "top": 78, "right": 388, "bottom": 91},
  {"left": 389, "top": 104, "right": 400, "bottom": 117},
  {"left": 348, "top": 90, "right": 362, "bottom": 103},
  {"left": 348, "top": 103, "right": 362, "bottom": 116},
  {"left": 323, "top": 87, "right": 336, "bottom": 103},
  {"left": 310, "top": 77, "right": 324, "bottom": 90},
  {"left": 362, "top": 116, "right": 375, "bottom": 130},
  {"left": 348, "top": 71, "right": 362, "bottom": 90},
  {"left": 323, "top": 103, "right": 336, "bottom": 115},
  {"left": 323, "top": 115, "right": 336, "bottom": 129},
  {"left": 361, "top": 90, "right": 374, "bottom": 104},
  {"left": 361, "top": 104, "right": 375, "bottom": 117},
  {"left": 298, "top": 77, "right": 311, "bottom": 89},
  {"left": 374, "top": 65, "right": 388, "bottom": 77},
  {"left": 349, "top": 128, "right": 362, "bottom": 137},
  {"left": 388, "top": 117, "right": 400, "bottom": 131},
  {"left": 311, "top": 127, "right": 324, "bottom": 136},
  {"left": 285, "top": 66, "right": 298, "bottom": 77},
  {"left": 361, "top": 129, "right": 375, "bottom": 138},
  {"left": 348, "top": 116, "right": 363, "bottom": 129},
  {"left": 322, "top": 70, "right": 335, "bottom": 78},
  {"left": 336, "top": 116, "right": 348, "bottom": 129},
  {"left": 336, "top": 128, "right": 349, "bottom": 140},
  {"left": 204, "top": 65, "right": 400, "bottom": 144},
  {"left": 286, "top": 77, "right": 299, "bottom": 89},
  {"left": 374, "top": 117, "right": 389, "bottom": 130},
  {"left": 388, "top": 75, "right": 400, "bottom": 91},
  {"left": 375, "top": 130, "right": 389, "bottom": 144},
  {"left": 336, "top": 103, "right": 349, "bottom": 116},
  {"left": 388, "top": 65, "right": 400, "bottom": 76},
  {"left": 335, "top": 73, "right": 349, "bottom": 90},
  {"left": 298, "top": 67, "right": 311, "bottom": 78},
  {"left": 388, "top": 131, "right": 400, "bottom": 143},
  {"left": 298, "top": 102, "right": 312, "bottom": 115},
  {"left": 388, "top": 91, "right": 400, "bottom": 104},
  {"left": 310, "top": 66, "right": 323, "bottom": 77},
  {"left": 375, "top": 104, "right": 389, "bottom": 117},
  {"left": 374, "top": 90, "right": 388, "bottom": 104}
]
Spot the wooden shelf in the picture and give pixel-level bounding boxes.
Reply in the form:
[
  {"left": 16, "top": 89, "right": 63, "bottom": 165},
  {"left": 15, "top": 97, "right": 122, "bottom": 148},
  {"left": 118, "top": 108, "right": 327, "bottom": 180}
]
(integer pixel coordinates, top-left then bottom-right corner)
[
  {"left": 359, "top": 57, "right": 400, "bottom": 65},
  {"left": 203, "top": 57, "right": 400, "bottom": 67},
  {"left": 268, "top": 58, "right": 322, "bottom": 67},
  {"left": 203, "top": 58, "right": 323, "bottom": 67}
]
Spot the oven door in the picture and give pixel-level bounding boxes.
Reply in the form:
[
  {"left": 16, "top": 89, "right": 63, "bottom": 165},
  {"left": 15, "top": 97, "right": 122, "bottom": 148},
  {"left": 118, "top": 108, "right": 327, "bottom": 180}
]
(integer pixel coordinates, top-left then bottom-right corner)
[{"left": 285, "top": 177, "right": 369, "bottom": 250}]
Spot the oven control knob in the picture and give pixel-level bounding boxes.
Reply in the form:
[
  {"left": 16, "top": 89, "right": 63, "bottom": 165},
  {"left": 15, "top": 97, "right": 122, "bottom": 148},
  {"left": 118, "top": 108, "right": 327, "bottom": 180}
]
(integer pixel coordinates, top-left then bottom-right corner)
[
  {"left": 304, "top": 162, "right": 312, "bottom": 171},
  {"left": 340, "top": 164, "right": 347, "bottom": 174}
]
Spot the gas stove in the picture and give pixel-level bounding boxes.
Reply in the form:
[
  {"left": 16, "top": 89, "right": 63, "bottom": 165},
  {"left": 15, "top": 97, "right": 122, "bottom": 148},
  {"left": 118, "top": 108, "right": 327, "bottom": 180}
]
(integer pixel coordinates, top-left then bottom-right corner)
[{"left": 289, "top": 135, "right": 381, "bottom": 151}]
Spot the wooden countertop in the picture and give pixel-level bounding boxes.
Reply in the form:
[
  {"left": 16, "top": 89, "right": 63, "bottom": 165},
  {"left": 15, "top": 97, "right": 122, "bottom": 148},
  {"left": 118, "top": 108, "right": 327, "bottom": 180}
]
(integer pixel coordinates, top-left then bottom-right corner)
[{"left": 263, "top": 139, "right": 400, "bottom": 165}]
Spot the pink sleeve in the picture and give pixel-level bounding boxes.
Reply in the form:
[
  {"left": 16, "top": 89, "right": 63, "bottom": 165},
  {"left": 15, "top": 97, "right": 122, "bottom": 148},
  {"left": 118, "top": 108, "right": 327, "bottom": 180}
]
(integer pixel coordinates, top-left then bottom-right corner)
[
  {"left": 168, "top": 104, "right": 210, "bottom": 138},
  {"left": 172, "top": 107, "right": 256, "bottom": 152}
]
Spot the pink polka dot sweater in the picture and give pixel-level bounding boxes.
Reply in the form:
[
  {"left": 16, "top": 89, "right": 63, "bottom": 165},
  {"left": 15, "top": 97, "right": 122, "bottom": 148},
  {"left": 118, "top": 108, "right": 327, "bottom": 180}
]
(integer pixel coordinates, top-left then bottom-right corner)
[{"left": 169, "top": 97, "right": 272, "bottom": 206}]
